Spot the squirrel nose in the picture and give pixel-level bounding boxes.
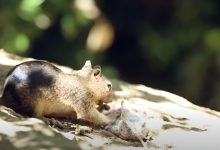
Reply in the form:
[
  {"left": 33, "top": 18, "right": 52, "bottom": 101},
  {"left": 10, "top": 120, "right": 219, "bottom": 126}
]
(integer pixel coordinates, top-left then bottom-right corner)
[{"left": 107, "top": 82, "right": 112, "bottom": 91}]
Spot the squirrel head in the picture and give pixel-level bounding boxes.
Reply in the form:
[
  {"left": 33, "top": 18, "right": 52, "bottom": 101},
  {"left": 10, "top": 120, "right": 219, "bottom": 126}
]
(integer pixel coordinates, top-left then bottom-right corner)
[{"left": 79, "top": 60, "right": 112, "bottom": 104}]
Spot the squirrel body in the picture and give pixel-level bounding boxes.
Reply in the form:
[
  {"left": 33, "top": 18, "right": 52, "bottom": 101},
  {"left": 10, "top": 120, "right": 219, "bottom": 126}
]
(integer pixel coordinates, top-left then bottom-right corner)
[{"left": 0, "top": 60, "right": 112, "bottom": 125}]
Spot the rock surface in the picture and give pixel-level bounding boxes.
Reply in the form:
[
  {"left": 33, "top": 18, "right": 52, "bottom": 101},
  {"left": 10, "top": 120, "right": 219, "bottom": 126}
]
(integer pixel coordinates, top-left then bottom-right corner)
[{"left": 0, "top": 49, "right": 220, "bottom": 150}]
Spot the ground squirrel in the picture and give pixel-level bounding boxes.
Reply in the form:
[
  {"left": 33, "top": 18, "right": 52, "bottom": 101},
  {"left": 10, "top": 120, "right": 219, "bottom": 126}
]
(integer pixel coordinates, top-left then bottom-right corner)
[{"left": 0, "top": 60, "right": 112, "bottom": 125}]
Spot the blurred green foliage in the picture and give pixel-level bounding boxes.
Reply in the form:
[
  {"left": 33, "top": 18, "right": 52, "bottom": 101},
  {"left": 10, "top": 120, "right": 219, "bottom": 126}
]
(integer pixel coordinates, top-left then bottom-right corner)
[{"left": 1, "top": 0, "right": 220, "bottom": 110}]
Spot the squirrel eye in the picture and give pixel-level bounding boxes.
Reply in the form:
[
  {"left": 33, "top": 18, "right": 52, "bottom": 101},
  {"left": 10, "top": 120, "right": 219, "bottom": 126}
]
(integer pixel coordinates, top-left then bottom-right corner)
[{"left": 94, "top": 69, "right": 101, "bottom": 76}]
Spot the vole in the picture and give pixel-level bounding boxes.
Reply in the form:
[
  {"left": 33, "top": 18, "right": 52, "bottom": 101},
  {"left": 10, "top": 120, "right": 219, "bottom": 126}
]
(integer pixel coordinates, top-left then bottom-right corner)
[{"left": 0, "top": 60, "right": 112, "bottom": 125}]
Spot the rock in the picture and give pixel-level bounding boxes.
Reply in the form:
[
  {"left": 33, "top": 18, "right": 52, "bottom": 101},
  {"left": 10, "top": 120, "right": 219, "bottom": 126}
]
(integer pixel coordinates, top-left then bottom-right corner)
[
  {"left": 0, "top": 106, "right": 81, "bottom": 150},
  {"left": 107, "top": 81, "right": 220, "bottom": 149},
  {"left": 1, "top": 49, "right": 220, "bottom": 150}
]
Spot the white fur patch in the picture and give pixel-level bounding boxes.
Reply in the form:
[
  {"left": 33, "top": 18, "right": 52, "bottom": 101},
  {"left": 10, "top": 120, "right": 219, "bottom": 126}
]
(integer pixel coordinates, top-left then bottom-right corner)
[{"left": 11, "top": 67, "right": 28, "bottom": 81}]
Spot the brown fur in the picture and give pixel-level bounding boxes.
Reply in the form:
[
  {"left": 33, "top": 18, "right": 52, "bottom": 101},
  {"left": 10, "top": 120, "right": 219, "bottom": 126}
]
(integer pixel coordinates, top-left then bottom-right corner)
[{"left": 1, "top": 60, "right": 112, "bottom": 125}]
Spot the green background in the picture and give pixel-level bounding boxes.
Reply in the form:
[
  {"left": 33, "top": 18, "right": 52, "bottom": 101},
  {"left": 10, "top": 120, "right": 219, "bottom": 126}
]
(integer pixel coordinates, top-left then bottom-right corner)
[{"left": 1, "top": 0, "right": 220, "bottom": 110}]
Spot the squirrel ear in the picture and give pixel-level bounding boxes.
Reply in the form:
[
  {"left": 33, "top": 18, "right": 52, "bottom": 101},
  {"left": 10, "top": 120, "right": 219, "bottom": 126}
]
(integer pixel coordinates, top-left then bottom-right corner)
[
  {"left": 93, "top": 66, "right": 101, "bottom": 76},
  {"left": 94, "top": 68, "right": 101, "bottom": 76}
]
